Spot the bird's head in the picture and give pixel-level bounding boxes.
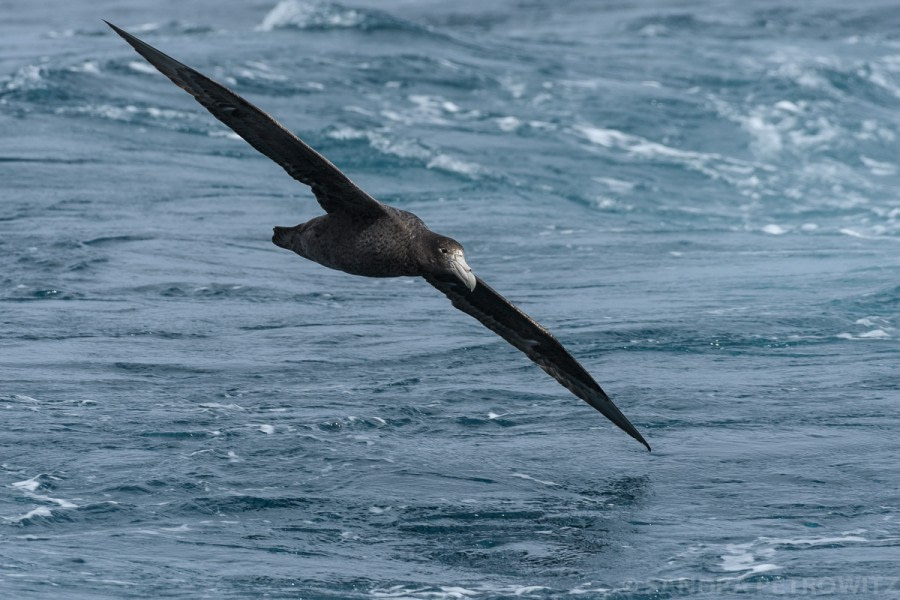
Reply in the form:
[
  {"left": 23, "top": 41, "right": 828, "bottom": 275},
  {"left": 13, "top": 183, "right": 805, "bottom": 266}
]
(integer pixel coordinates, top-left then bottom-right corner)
[{"left": 420, "top": 233, "right": 476, "bottom": 291}]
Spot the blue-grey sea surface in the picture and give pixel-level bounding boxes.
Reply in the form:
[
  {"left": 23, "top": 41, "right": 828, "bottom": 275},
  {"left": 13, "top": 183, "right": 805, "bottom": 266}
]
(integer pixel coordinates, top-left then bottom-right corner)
[{"left": 2, "top": 0, "right": 899, "bottom": 598}]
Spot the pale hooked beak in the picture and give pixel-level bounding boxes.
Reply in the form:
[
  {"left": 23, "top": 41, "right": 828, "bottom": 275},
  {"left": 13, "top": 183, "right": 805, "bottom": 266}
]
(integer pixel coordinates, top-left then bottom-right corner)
[{"left": 449, "top": 251, "right": 476, "bottom": 291}]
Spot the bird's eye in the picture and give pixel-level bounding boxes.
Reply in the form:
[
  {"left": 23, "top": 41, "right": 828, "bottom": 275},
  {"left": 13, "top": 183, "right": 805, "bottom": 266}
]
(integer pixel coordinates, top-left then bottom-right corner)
[{"left": 440, "top": 248, "right": 448, "bottom": 254}]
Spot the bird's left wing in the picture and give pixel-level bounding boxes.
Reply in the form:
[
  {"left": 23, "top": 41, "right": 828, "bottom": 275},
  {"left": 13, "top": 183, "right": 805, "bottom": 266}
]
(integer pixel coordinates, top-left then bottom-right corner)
[
  {"left": 424, "top": 273, "right": 650, "bottom": 451},
  {"left": 105, "top": 21, "right": 386, "bottom": 218}
]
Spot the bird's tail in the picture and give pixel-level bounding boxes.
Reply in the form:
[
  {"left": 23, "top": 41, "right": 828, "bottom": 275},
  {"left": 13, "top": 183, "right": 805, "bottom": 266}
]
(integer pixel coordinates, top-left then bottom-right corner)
[{"left": 272, "top": 226, "right": 295, "bottom": 250}]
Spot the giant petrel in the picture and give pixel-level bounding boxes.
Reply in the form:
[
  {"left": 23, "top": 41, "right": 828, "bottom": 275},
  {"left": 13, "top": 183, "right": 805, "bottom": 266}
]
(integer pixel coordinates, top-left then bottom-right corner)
[{"left": 106, "top": 21, "right": 650, "bottom": 451}]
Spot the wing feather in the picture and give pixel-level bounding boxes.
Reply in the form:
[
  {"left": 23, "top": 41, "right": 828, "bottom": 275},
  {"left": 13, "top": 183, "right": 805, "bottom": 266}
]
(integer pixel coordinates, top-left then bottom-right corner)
[
  {"left": 425, "top": 274, "right": 650, "bottom": 451},
  {"left": 106, "top": 21, "right": 385, "bottom": 218}
]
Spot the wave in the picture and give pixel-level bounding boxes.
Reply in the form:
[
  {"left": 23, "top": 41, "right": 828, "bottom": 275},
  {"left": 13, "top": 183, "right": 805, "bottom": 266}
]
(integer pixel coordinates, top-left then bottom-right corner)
[
  {"left": 326, "top": 125, "right": 488, "bottom": 179},
  {"left": 257, "top": 0, "right": 424, "bottom": 33},
  {"left": 47, "top": 20, "right": 215, "bottom": 39},
  {"left": 575, "top": 124, "right": 768, "bottom": 192},
  {"left": 0, "top": 62, "right": 94, "bottom": 107}
]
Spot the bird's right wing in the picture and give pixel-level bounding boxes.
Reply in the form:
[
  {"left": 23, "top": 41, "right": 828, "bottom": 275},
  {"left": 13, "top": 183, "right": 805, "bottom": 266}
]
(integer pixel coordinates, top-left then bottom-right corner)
[
  {"left": 425, "top": 273, "right": 650, "bottom": 451},
  {"left": 106, "top": 21, "right": 386, "bottom": 218}
]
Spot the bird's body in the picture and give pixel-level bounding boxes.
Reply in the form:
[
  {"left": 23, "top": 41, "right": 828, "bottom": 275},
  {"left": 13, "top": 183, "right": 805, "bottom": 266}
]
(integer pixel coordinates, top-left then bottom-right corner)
[
  {"left": 107, "top": 21, "right": 651, "bottom": 451},
  {"left": 274, "top": 207, "right": 428, "bottom": 278}
]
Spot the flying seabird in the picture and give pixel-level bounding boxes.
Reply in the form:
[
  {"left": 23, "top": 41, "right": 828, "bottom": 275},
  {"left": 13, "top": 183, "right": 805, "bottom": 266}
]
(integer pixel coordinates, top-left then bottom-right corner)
[{"left": 106, "top": 22, "right": 651, "bottom": 451}]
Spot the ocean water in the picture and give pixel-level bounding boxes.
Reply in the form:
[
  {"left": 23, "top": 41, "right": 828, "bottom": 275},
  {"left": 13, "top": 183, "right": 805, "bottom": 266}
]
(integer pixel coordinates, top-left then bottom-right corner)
[{"left": 2, "top": 0, "right": 899, "bottom": 597}]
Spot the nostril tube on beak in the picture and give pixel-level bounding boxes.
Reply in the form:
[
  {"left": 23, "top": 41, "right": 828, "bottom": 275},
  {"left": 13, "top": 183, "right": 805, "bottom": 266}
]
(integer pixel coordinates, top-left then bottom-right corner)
[{"left": 449, "top": 252, "right": 476, "bottom": 292}]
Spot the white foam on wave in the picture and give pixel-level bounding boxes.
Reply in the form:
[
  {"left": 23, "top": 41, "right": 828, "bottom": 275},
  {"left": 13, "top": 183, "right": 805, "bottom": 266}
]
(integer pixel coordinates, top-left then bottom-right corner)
[
  {"left": 573, "top": 531, "right": 867, "bottom": 598},
  {"left": 771, "top": 52, "right": 834, "bottom": 91},
  {"left": 69, "top": 60, "right": 101, "bottom": 75},
  {"left": 859, "top": 329, "right": 891, "bottom": 338},
  {"left": 838, "top": 313, "right": 893, "bottom": 340},
  {"left": 858, "top": 118, "right": 896, "bottom": 143},
  {"left": 47, "top": 28, "right": 77, "bottom": 39},
  {"left": 233, "top": 60, "right": 288, "bottom": 83},
  {"left": 257, "top": 0, "right": 365, "bottom": 32},
  {"left": 369, "top": 131, "right": 430, "bottom": 160},
  {"left": 7, "top": 474, "right": 79, "bottom": 523},
  {"left": 128, "top": 60, "right": 158, "bottom": 75},
  {"left": 649, "top": 531, "right": 875, "bottom": 594},
  {"left": 860, "top": 156, "right": 896, "bottom": 176},
  {"left": 495, "top": 116, "right": 521, "bottom": 132},
  {"left": 592, "top": 176, "right": 635, "bottom": 194},
  {"left": 382, "top": 94, "right": 479, "bottom": 127},
  {"left": 578, "top": 126, "right": 635, "bottom": 148},
  {"left": 327, "top": 126, "right": 485, "bottom": 179},
  {"left": 209, "top": 130, "right": 243, "bottom": 140},
  {"left": 774, "top": 100, "right": 802, "bottom": 113},
  {"left": 6, "top": 506, "right": 54, "bottom": 523},
  {"left": 8, "top": 394, "right": 39, "bottom": 402},
  {"left": 788, "top": 115, "right": 840, "bottom": 148},
  {"left": 510, "top": 473, "right": 559, "bottom": 487},
  {"left": 761, "top": 224, "right": 787, "bottom": 235},
  {"left": 528, "top": 120, "right": 556, "bottom": 131},
  {"left": 12, "top": 476, "right": 41, "bottom": 493},
  {"left": 327, "top": 125, "right": 369, "bottom": 141},
  {"left": 855, "top": 316, "right": 890, "bottom": 328},
  {"left": 837, "top": 227, "right": 900, "bottom": 240},
  {"left": 28, "top": 493, "right": 78, "bottom": 509},
  {"left": 422, "top": 96, "right": 458, "bottom": 114},
  {"left": 130, "top": 22, "right": 163, "bottom": 34},
  {"left": 720, "top": 542, "right": 779, "bottom": 574},
  {"left": 759, "top": 532, "right": 870, "bottom": 549},
  {"left": 715, "top": 95, "right": 844, "bottom": 158},
  {"left": 499, "top": 75, "right": 526, "bottom": 99},
  {"left": 576, "top": 125, "right": 763, "bottom": 190},
  {"left": 60, "top": 103, "right": 194, "bottom": 123},
  {"left": 198, "top": 402, "right": 245, "bottom": 410},
  {"left": 569, "top": 583, "right": 612, "bottom": 595},
  {"left": 11, "top": 475, "right": 76, "bottom": 508},
  {"left": 426, "top": 154, "right": 484, "bottom": 178},
  {"left": 589, "top": 177, "right": 636, "bottom": 210},
  {"left": 61, "top": 103, "right": 248, "bottom": 141},
  {"left": 741, "top": 112, "right": 785, "bottom": 154},
  {"left": 371, "top": 584, "right": 549, "bottom": 599},
  {"left": 578, "top": 124, "right": 735, "bottom": 166},
  {"left": 863, "top": 57, "right": 900, "bottom": 100},
  {"left": 3, "top": 64, "right": 45, "bottom": 93},
  {"left": 89, "top": 578, "right": 137, "bottom": 587}
]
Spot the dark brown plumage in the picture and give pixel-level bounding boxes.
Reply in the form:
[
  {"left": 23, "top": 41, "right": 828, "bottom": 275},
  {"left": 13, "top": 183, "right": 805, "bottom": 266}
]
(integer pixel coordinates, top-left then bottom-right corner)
[{"left": 107, "top": 21, "right": 651, "bottom": 451}]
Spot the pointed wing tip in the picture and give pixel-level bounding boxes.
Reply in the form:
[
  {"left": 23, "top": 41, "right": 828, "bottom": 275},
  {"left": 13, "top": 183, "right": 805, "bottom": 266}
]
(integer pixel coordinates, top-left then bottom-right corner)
[
  {"left": 584, "top": 389, "right": 651, "bottom": 452},
  {"left": 621, "top": 422, "right": 651, "bottom": 452},
  {"left": 104, "top": 21, "right": 155, "bottom": 55},
  {"left": 103, "top": 20, "right": 122, "bottom": 34},
  {"left": 597, "top": 399, "right": 652, "bottom": 452},
  {"left": 104, "top": 21, "right": 140, "bottom": 47}
]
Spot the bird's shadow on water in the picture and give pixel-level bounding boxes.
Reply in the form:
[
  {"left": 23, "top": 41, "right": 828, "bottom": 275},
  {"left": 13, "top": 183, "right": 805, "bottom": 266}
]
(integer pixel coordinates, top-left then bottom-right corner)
[
  {"left": 155, "top": 471, "right": 652, "bottom": 584},
  {"left": 384, "top": 474, "right": 652, "bottom": 577}
]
